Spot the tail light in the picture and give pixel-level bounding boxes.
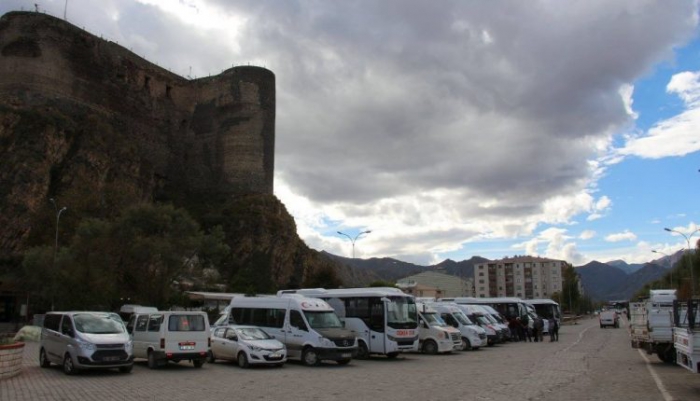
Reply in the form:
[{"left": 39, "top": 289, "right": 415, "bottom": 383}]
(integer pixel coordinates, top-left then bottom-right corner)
[
  {"left": 208, "top": 337, "right": 211, "bottom": 347},
  {"left": 160, "top": 338, "right": 165, "bottom": 349}
]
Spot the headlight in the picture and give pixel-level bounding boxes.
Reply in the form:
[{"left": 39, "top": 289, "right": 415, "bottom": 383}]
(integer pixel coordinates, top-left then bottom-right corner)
[
  {"left": 319, "top": 337, "right": 335, "bottom": 347},
  {"left": 76, "top": 338, "right": 96, "bottom": 351},
  {"left": 249, "top": 345, "right": 262, "bottom": 352},
  {"left": 441, "top": 331, "right": 448, "bottom": 339},
  {"left": 124, "top": 341, "right": 133, "bottom": 353}
]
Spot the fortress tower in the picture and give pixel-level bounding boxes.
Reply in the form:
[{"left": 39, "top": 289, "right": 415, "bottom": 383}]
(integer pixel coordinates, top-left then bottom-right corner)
[{"left": 0, "top": 11, "right": 275, "bottom": 196}]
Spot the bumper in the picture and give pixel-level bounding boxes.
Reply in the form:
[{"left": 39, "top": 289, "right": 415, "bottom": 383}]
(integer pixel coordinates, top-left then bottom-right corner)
[
  {"left": 316, "top": 347, "right": 357, "bottom": 361},
  {"left": 154, "top": 350, "right": 208, "bottom": 362},
  {"left": 248, "top": 351, "right": 287, "bottom": 365},
  {"left": 75, "top": 355, "right": 134, "bottom": 369}
]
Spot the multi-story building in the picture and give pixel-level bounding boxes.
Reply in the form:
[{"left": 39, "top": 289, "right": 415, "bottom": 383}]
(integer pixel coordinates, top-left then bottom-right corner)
[{"left": 474, "top": 256, "right": 567, "bottom": 299}]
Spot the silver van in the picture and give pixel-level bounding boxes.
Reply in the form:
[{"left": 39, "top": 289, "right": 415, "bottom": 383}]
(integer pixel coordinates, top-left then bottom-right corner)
[{"left": 40, "top": 311, "right": 134, "bottom": 375}]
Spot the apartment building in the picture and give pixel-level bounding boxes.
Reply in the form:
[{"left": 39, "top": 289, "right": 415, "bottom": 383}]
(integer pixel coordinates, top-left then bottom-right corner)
[{"left": 474, "top": 256, "right": 566, "bottom": 299}]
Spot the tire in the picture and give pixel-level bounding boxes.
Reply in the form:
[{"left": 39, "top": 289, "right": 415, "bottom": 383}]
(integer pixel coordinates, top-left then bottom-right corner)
[
  {"left": 118, "top": 364, "right": 133, "bottom": 374},
  {"left": 63, "top": 354, "right": 76, "bottom": 376},
  {"left": 355, "top": 341, "right": 369, "bottom": 360},
  {"left": 39, "top": 348, "right": 51, "bottom": 368},
  {"left": 386, "top": 352, "right": 399, "bottom": 359},
  {"left": 147, "top": 351, "right": 158, "bottom": 369},
  {"left": 461, "top": 338, "right": 472, "bottom": 351},
  {"left": 422, "top": 340, "right": 439, "bottom": 355},
  {"left": 302, "top": 347, "right": 320, "bottom": 366},
  {"left": 207, "top": 350, "right": 216, "bottom": 364},
  {"left": 237, "top": 352, "right": 249, "bottom": 369},
  {"left": 193, "top": 359, "right": 204, "bottom": 368},
  {"left": 337, "top": 358, "right": 351, "bottom": 365}
]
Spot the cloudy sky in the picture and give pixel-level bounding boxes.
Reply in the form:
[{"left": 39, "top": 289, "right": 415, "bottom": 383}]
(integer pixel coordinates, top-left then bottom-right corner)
[{"left": 3, "top": 0, "right": 700, "bottom": 266}]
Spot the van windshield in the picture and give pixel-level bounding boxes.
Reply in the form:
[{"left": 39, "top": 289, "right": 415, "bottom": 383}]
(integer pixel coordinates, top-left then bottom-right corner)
[
  {"left": 73, "top": 313, "right": 125, "bottom": 334},
  {"left": 421, "top": 312, "right": 446, "bottom": 327},
  {"left": 453, "top": 311, "right": 473, "bottom": 325},
  {"left": 303, "top": 311, "right": 343, "bottom": 329},
  {"left": 386, "top": 296, "right": 418, "bottom": 329}
]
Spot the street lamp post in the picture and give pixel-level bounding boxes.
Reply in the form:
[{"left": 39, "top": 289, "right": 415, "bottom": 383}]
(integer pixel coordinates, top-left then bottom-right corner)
[
  {"left": 652, "top": 249, "right": 675, "bottom": 287},
  {"left": 49, "top": 198, "right": 67, "bottom": 311},
  {"left": 664, "top": 227, "right": 700, "bottom": 298},
  {"left": 337, "top": 230, "right": 371, "bottom": 259}
]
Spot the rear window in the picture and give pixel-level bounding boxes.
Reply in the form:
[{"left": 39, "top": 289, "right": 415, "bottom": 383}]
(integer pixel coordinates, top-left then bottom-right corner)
[{"left": 168, "top": 315, "right": 206, "bottom": 332}]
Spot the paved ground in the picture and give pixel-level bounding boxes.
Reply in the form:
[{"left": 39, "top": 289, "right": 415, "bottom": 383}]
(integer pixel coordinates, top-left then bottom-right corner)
[{"left": 2, "top": 317, "right": 700, "bottom": 401}]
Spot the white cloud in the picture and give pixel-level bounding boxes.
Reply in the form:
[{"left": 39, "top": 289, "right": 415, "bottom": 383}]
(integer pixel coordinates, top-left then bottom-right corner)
[
  {"left": 618, "top": 71, "right": 700, "bottom": 159},
  {"left": 579, "top": 230, "right": 596, "bottom": 240},
  {"left": 605, "top": 230, "right": 638, "bottom": 242}
]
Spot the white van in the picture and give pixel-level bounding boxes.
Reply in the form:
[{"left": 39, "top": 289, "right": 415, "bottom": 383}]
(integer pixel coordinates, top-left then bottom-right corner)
[
  {"left": 475, "top": 304, "right": 512, "bottom": 339},
  {"left": 416, "top": 303, "right": 461, "bottom": 354},
  {"left": 126, "top": 311, "right": 210, "bottom": 369},
  {"left": 227, "top": 295, "right": 358, "bottom": 366},
  {"left": 454, "top": 304, "right": 502, "bottom": 346},
  {"left": 428, "top": 302, "right": 486, "bottom": 351},
  {"left": 40, "top": 311, "right": 133, "bottom": 375}
]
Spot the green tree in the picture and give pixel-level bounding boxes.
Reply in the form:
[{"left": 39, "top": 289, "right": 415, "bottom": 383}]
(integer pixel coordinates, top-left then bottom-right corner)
[
  {"left": 561, "top": 264, "right": 581, "bottom": 314},
  {"left": 22, "top": 203, "right": 230, "bottom": 311}
]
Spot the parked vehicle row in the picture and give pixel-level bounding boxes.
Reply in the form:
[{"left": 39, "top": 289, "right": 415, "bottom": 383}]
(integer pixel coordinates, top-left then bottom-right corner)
[{"left": 38, "top": 290, "right": 557, "bottom": 375}]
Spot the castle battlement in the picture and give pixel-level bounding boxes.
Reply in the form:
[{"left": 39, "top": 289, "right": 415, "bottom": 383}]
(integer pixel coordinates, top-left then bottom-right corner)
[{"left": 0, "top": 11, "right": 275, "bottom": 195}]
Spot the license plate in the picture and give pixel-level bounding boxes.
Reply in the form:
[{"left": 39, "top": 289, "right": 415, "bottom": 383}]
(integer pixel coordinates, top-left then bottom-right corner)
[
  {"left": 269, "top": 352, "right": 281, "bottom": 358},
  {"left": 341, "top": 353, "right": 351, "bottom": 358},
  {"left": 179, "top": 345, "right": 195, "bottom": 350},
  {"left": 103, "top": 356, "right": 120, "bottom": 362}
]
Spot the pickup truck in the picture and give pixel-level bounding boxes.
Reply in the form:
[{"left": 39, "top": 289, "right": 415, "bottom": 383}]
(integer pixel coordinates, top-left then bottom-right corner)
[{"left": 599, "top": 310, "right": 619, "bottom": 328}]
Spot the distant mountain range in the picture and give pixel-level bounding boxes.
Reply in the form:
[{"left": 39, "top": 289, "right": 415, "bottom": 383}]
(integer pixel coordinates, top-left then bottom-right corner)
[{"left": 326, "top": 250, "right": 684, "bottom": 302}]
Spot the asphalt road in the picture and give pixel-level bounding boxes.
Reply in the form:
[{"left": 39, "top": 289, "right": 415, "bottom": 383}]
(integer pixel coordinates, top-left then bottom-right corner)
[{"left": 3, "top": 316, "right": 699, "bottom": 401}]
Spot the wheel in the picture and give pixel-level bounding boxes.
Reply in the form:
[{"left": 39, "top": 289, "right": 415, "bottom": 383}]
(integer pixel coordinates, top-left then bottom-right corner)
[
  {"left": 63, "top": 354, "right": 76, "bottom": 375},
  {"left": 147, "top": 351, "right": 158, "bottom": 369},
  {"left": 461, "top": 338, "right": 472, "bottom": 351},
  {"left": 208, "top": 350, "right": 216, "bottom": 364},
  {"left": 39, "top": 348, "right": 51, "bottom": 368},
  {"left": 658, "top": 348, "right": 676, "bottom": 364},
  {"left": 337, "top": 358, "right": 351, "bottom": 365},
  {"left": 193, "top": 359, "right": 204, "bottom": 368},
  {"left": 237, "top": 352, "right": 249, "bottom": 368},
  {"left": 302, "top": 347, "right": 320, "bottom": 366},
  {"left": 422, "top": 340, "right": 439, "bottom": 355},
  {"left": 355, "top": 341, "right": 369, "bottom": 360},
  {"left": 118, "top": 364, "right": 133, "bottom": 373},
  {"left": 386, "top": 352, "right": 399, "bottom": 359}
]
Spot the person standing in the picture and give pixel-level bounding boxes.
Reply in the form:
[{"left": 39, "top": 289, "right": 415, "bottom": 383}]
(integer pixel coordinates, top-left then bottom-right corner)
[
  {"left": 549, "top": 317, "right": 559, "bottom": 342},
  {"left": 534, "top": 316, "right": 544, "bottom": 342}
]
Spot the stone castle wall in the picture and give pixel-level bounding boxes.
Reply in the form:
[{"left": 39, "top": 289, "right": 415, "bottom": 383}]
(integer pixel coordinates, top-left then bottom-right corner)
[{"left": 0, "top": 11, "right": 275, "bottom": 195}]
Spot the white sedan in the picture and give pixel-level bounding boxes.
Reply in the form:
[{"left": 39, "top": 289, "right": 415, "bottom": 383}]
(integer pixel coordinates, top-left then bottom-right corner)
[{"left": 209, "top": 325, "right": 286, "bottom": 368}]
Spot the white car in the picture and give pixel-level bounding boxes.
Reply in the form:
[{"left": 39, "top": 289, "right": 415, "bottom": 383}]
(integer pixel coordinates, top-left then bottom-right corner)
[{"left": 209, "top": 325, "right": 286, "bottom": 368}]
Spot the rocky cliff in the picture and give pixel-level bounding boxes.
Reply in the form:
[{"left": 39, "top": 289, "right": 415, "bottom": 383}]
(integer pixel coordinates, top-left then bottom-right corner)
[{"left": 0, "top": 11, "right": 350, "bottom": 291}]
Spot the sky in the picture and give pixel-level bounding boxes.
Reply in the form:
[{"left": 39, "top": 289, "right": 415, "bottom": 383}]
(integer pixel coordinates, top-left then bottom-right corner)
[{"left": 3, "top": 0, "right": 700, "bottom": 267}]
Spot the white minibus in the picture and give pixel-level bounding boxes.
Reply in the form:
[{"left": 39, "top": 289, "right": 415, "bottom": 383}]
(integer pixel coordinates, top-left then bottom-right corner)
[
  {"left": 416, "top": 302, "right": 461, "bottom": 354},
  {"left": 527, "top": 299, "right": 561, "bottom": 327},
  {"left": 227, "top": 295, "right": 357, "bottom": 366},
  {"left": 427, "top": 302, "right": 486, "bottom": 351},
  {"left": 279, "top": 287, "right": 419, "bottom": 358}
]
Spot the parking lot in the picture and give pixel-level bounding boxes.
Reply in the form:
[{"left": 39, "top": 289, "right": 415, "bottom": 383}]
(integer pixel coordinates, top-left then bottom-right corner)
[{"left": 2, "top": 317, "right": 700, "bottom": 401}]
